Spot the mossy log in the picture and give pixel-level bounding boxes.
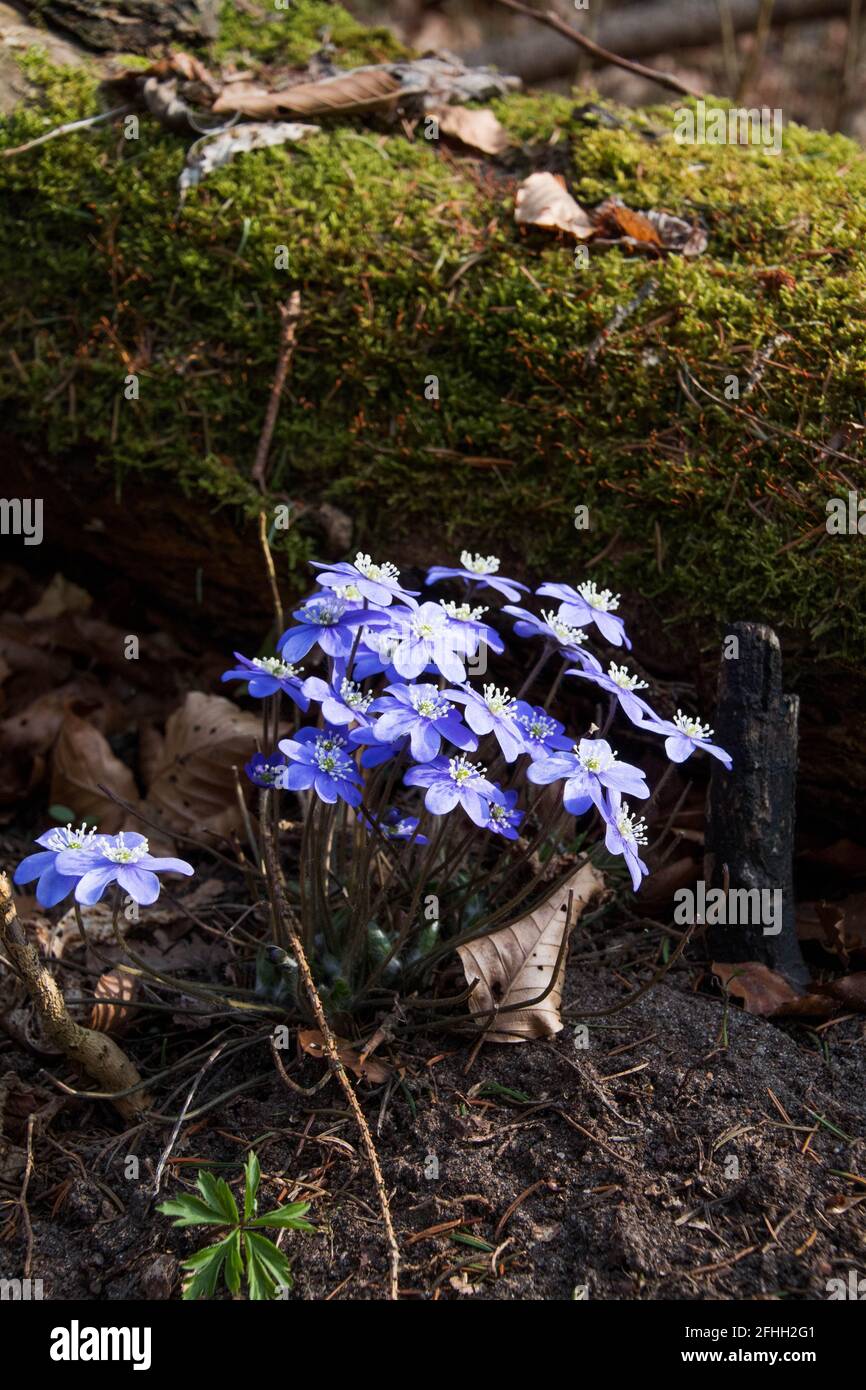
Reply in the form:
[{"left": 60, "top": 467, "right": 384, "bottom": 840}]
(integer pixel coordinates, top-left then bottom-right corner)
[{"left": 0, "top": 1, "right": 865, "bottom": 830}]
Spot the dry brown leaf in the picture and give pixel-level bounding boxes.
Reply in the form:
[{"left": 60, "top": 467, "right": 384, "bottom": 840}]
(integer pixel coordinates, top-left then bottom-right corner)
[
  {"left": 593, "top": 198, "right": 707, "bottom": 257},
  {"left": 600, "top": 202, "right": 662, "bottom": 247},
  {"left": 515, "top": 172, "right": 594, "bottom": 241},
  {"left": 798, "top": 895, "right": 866, "bottom": 957},
  {"left": 50, "top": 706, "right": 139, "bottom": 833},
  {"left": 24, "top": 573, "right": 92, "bottom": 622},
  {"left": 456, "top": 862, "right": 606, "bottom": 1043},
  {"left": 146, "top": 691, "right": 267, "bottom": 836},
  {"left": 431, "top": 105, "right": 510, "bottom": 156},
  {"left": 212, "top": 67, "right": 401, "bottom": 118},
  {"left": 819, "top": 972, "right": 866, "bottom": 1010},
  {"left": 712, "top": 961, "right": 836, "bottom": 1018},
  {"left": 90, "top": 968, "right": 137, "bottom": 1034},
  {"left": 298, "top": 1028, "right": 391, "bottom": 1084}
]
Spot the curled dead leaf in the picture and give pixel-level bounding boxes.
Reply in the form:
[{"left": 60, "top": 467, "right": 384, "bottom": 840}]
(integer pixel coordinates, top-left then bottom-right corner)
[
  {"left": 146, "top": 691, "right": 269, "bottom": 836},
  {"left": 298, "top": 1028, "right": 391, "bottom": 1084},
  {"left": 431, "top": 105, "right": 510, "bottom": 156},
  {"left": 212, "top": 67, "right": 402, "bottom": 118},
  {"left": 90, "top": 968, "right": 137, "bottom": 1034},
  {"left": 456, "top": 862, "right": 607, "bottom": 1042},
  {"left": 50, "top": 705, "right": 139, "bottom": 833},
  {"left": 515, "top": 171, "right": 594, "bottom": 241}
]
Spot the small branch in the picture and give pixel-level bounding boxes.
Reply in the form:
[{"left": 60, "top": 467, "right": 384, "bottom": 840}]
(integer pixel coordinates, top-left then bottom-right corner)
[
  {"left": 489, "top": 0, "right": 704, "bottom": 98},
  {"left": 1, "top": 104, "right": 133, "bottom": 159},
  {"left": 258, "top": 511, "right": 285, "bottom": 635},
  {"left": 251, "top": 292, "right": 302, "bottom": 493},
  {"left": 0, "top": 873, "right": 149, "bottom": 1119}
]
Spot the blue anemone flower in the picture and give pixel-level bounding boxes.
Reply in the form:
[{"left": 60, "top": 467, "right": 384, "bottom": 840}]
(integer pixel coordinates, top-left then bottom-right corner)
[
  {"left": 640, "top": 710, "right": 732, "bottom": 769},
  {"left": 245, "top": 751, "right": 289, "bottom": 788},
  {"left": 301, "top": 662, "right": 375, "bottom": 727},
  {"left": 368, "top": 682, "right": 478, "bottom": 762},
  {"left": 565, "top": 661, "right": 658, "bottom": 727},
  {"left": 512, "top": 701, "right": 573, "bottom": 762},
  {"left": 486, "top": 788, "right": 524, "bottom": 840},
  {"left": 277, "top": 728, "right": 363, "bottom": 805},
  {"left": 362, "top": 807, "right": 429, "bottom": 845},
  {"left": 221, "top": 652, "right": 309, "bottom": 708},
  {"left": 311, "top": 552, "right": 419, "bottom": 607},
  {"left": 502, "top": 604, "right": 589, "bottom": 657},
  {"left": 56, "top": 832, "right": 194, "bottom": 907},
  {"left": 527, "top": 737, "right": 649, "bottom": 816},
  {"left": 403, "top": 754, "right": 495, "bottom": 826},
  {"left": 13, "top": 824, "right": 103, "bottom": 907},
  {"left": 277, "top": 597, "right": 388, "bottom": 664},
  {"left": 444, "top": 682, "right": 526, "bottom": 763},
  {"left": 536, "top": 581, "right": 631, "bottom": 650},
  {"left": 604, "top": 793, "right": 650, "bottom": 891},
  {"left": 426, "top": 551, "right": 528, "bottom": 602}
]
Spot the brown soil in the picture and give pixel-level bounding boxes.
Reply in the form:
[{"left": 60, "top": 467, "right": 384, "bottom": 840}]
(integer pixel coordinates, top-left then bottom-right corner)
[{"left": 2, "top": 931, "right": 863, "bottom": 1302}]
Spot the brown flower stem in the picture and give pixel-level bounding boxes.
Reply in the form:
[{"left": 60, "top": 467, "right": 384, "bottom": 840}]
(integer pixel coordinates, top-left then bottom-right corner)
[{"left": 260, "top": 830, "right": 401, "bottom": 1299}]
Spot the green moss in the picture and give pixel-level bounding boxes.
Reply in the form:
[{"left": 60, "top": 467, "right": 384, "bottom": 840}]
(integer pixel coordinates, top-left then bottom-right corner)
[
  {"left": 1, "top": 32, "right": 865, "bottom": 661},
  {"left": 212, "top": 0, "right": 408, "bottom": 67}
]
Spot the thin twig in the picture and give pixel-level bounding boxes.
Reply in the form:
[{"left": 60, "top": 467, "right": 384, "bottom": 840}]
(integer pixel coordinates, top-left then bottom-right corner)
[
  {"left": 489, "top": 0, "right": 703, "bottom": 98},
  {"left": 258, "top": 511, "right": 285, "bottom": 635},
  {"left": 1, "top": 103, "right": 133, "bottom": 158},
  {"left": 251, "top": 292, "right": 302, "bottom": 493},
  {"left": 153, "top": 1041, "right": 229, "bottom": 1194}
]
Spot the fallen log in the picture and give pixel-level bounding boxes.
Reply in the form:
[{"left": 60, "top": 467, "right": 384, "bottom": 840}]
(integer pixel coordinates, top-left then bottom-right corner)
[{"left": 470, "top": 0, "right": 852, "bottom": 85}]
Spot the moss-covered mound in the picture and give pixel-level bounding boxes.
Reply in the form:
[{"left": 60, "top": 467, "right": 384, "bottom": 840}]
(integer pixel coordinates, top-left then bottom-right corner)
[{"left": 1, "top": 0, "right": 865, "bottom": 664}]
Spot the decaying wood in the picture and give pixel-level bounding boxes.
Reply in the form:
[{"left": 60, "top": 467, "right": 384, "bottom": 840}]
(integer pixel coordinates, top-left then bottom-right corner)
[
  {"left": 0, "top": 872, "right": 150, "bottom": 1117},
  {"left": 704, "top": 623, "right": 808, "bottom": 985},
  {"left": 16, "top": 0, "right": 219, "bottom": 52}
]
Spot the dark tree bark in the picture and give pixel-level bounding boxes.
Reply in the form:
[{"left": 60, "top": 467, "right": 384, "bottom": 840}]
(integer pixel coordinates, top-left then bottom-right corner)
[
  {"left": 14, "top": 1, "right": 219, "bottom": 51},
  {"left": 704, "top": 622, "right": 808, "bottom": 985}
]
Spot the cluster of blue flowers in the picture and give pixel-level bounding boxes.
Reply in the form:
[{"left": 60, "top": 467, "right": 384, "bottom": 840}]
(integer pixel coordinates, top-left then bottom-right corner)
[
  {"left": 15, "top": 825, "right": 193, "bottom": 909},
  {"left": 224, "top": 551, "right": 731, "bottom": 893}
]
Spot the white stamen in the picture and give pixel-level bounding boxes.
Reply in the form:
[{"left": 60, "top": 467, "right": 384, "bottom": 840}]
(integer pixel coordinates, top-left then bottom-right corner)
[
  {"left": 608, "top": 663, "right": 647, "bottom": 691},
  {"left": 460, "top": 550, "right": 500, "bottom": 575},
  {"left": 339, "top": 677, "right": 372, "bottom": 712},
  {"left": 673, "top": 710, "right": 713, "bottom": 740},
  {"left": 616, "top": 804, "right": 648, "bottom": 846},
  {"left": 577, "top": 581, "right": 620, "bottom": 612},
  {"left": 253, "top": 656, "right": 301, "bottom": 679},
  {"left": 483, "top": 683, "right": 516, "bottom": 717},
  {"left": 541, "top": 608, "right": 586, "bottom": 646},
  {"left": 45, "top": 822, "right": 98, "bottom": 853},
  {"left": 102, "top": 832, "right": 149, "bottom": 864},
  {"left": 448, "top": 755, "right": 485, "bottom": 785},
  {"left": 354, "top": 552, "right": 400, "bottom": 583},
  {"left": 440, "top": 599, "right": 487, "bottom": 623}
]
